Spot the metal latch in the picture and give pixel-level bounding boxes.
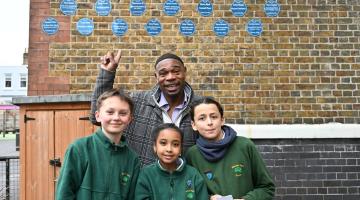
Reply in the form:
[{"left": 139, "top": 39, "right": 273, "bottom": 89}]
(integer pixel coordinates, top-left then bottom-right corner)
[{"left": 49, "top": 158, "right": 61, "bottom": 167}]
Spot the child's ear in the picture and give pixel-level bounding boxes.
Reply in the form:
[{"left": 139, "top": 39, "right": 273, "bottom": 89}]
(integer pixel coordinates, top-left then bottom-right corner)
[
  {"left": 153, "top": 145, "right": 156, "bottom": 154},
  {"left": 191, "top": 121, "right": 197, "bottom": 131},
  {"left": 95, "top": 111, "right": 101, "bottom": 123},
  {"left": 221, "top": 117, "right": 225, "bottom": 126}
]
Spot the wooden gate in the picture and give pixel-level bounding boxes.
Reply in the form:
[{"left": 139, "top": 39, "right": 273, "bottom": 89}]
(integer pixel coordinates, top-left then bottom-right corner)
[{"left": 19, "top": 103, "right": 96, "bottom": 200}]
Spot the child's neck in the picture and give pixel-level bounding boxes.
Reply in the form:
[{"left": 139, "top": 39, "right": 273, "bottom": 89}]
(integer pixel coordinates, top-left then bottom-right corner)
[
  {"left": 159, "top": 158, "right": 182, "bottom": 173},
  {"left": 102, "top": 128, "right": 122, "bottom": 144}
]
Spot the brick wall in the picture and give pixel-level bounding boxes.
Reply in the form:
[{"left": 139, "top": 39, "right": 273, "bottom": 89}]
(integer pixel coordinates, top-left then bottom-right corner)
[
  {"left": 29, "top": 0, "right": 70, "bottom": 95},
  {"left": 255, "top": 138, "right": 360, "bottom": 199},
  {"left": 29, "top": 0, "right": 360, "bottom": 123}
]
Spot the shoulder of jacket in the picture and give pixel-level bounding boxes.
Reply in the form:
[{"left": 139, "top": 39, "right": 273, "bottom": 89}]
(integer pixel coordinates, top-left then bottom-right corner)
[
  {"left": 131, "top": 90, "right": 154, "bottom": 101},
  {"left": 232, "top": 136, "right": 257, "bottom": 151},
  {"left": 71, "top": 134, "right": 94, "bottom": 147}
]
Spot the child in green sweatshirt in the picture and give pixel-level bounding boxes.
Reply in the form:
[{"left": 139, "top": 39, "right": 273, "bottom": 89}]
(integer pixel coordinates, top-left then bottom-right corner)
[
  {"left": 135, "top": 123, "right": 209, "bottom": 200},
  {"left": 56, "top": 89, "right": 140, "bottom": 200},
  {"left": 186, "top": 97, "right": 275, "bottom": 200}
]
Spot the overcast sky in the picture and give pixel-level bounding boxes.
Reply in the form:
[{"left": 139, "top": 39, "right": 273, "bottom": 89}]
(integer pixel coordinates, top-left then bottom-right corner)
[{"left": 0, "top": 0, "right": 30, "bottom": 66}]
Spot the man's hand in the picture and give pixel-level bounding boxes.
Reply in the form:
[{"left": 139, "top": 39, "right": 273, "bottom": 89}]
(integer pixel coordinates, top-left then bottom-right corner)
[{"left": 100, "top": 50, "right": 122, "bottom": 72}]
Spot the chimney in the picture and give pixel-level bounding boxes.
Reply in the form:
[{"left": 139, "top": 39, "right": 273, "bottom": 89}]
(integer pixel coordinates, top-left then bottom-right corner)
[{"left": 23, "top": 48, "right": 28, "bottom": 65}]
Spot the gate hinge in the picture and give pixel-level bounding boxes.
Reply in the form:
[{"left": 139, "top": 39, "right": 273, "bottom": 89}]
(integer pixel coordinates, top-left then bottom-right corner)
[{"left": 24, "top": 115, "right": 35, "bottom": 123}]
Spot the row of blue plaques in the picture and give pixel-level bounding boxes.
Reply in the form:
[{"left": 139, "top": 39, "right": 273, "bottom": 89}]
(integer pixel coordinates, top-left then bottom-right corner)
[
  {"left": 42, "top": 17, "right": 263, "bottom": 37},
  {"left": 59, "top": 0, "right": 280, "bottom": 18}
]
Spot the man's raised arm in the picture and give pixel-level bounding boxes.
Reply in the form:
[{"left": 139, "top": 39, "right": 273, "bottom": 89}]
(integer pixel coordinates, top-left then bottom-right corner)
[{"left": 89, "top": 50, "right": 122, "bottom": 125}]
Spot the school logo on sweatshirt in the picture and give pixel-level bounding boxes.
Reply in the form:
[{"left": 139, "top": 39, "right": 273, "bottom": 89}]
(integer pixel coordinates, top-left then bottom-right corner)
[
  {"left": 185, "top": 180, "right": 194, "bottom": 199},
  {"left": 186, "top": 189, "right": 194, "bottom": 199},
  {"left": 121, "top": 172, "right": 130, "bottom": 185},
  {"left": 232, "top": 164, "right": 244, "bottom": 176},
  {"left": 204, "top": 171, "right": 213, "bottom": 180}
]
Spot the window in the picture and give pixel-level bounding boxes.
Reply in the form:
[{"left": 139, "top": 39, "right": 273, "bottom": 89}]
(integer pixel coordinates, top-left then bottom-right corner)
[
  {"left": 5, "top": 74, "right": 11, "bottom": 88},
  {"left": 20, "top": 74, "right": 27, "bottom": 88}
]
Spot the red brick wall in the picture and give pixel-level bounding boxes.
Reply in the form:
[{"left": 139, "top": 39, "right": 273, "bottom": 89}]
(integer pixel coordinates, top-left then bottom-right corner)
[{"left": 28, "top": 0, "right": 70, "bottom": 95}]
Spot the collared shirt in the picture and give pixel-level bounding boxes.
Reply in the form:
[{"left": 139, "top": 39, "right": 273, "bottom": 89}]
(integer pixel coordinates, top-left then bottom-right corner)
[{"left": 158, "top": 92, "right": 188, "bottom": 126}]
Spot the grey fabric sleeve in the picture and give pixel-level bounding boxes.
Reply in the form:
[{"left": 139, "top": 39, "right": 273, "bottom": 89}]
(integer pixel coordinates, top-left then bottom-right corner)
[{"left": 89, "top": 68, "right": 116, "bottom": 125}]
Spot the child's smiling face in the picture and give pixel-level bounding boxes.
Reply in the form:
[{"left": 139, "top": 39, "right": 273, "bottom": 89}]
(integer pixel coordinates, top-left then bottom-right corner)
[
  {"left": 95, "top": 96, "right": 132, "bottom": 135},
  {"left": 153, "top": 128, "right": 182, "bottom": 171},
  {"left": 191, "top": 103, "right": 225, "bottom": 142}
]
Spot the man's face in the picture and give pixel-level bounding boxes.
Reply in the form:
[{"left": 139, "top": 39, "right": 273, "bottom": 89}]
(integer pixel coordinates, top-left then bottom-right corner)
[{"left": 154, "top": 58, "right": 187, "bottom": 98}]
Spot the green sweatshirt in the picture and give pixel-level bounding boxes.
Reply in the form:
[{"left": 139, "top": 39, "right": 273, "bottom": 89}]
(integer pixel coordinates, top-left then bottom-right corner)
[
  {"left": 186, "top": 136, "right": 275, "bottom": 200},
  {"left": 135, "top": 159, "right": 209, "bottom": 200},
  {"left": 56, "top": 128, "right": 140, "bottom": 200}
]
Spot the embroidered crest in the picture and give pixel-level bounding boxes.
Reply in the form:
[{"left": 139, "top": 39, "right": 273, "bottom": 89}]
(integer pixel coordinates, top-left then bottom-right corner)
[
  {"left": 185, "top": 179, "right": 194, "bottom": 199},
  {"left": 232, "top": 164, "right": 244, "bottom": 176},
  {"left": 121, "top": 172, "right": 130, "bottom": 184},
  {"left": 186, "top": 180, "right": 192, "bottom": 188},
  {"left": 186, "top": 189, "right": 195, "bottom": 199},
  {"left": 205, "top": 171, "right": 213, "bottom": 180}
]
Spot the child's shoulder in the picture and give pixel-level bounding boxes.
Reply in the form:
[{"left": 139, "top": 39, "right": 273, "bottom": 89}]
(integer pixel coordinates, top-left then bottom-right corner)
[
  {"left": 71, "top": 133, "right": 95, "bottom": 146},
  {"left": 141, "top": 163, "right": 157, "bottom": 171},
  {"left": 187, "top": 144, "right": 199, "bottom": 153},
  {"left": 182, "top": 164, "right": 205, "bottom": 181},
  {"left": 184, "top": 163, "right": 201, "bottom": 174},
  {"left": 232, "top": 136, "right": 257, "bottom": 149},
  {"left": 139, "top": 163, "right": 157, "bottom": 176},
  {"left": 65, "top": 134, "right": 97, "bottom": 154}
]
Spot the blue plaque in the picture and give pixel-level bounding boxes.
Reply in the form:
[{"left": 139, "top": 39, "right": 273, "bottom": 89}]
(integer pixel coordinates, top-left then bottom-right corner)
[
  {"left": 213, "top": 19, "right": 229, "bottom": 37},
  {"left": 145, "top": 18, "right": 162, "bottom": 36},
  {"left": 264, "top": 0, "right": 280, "bottom": 17},
  {"left": 197, "top": 0, "right": 213, "bottom": 17},
  {"left": 163, "top": 0, "right": 180, "bottom": 16},
  {"left": 42, "top": 17, "right": 59, "bottom": 35},
  {"left": 60, "top": 0, "right": 77, "bottom": 16},
  {"left": 95, "top": 0, "right": 111, "bottom": 16},
  {"left": 130, "top": 0, "right": 146, "bottom": 16},
  {"left": 231, "top": 0, "right": 247, "bottom": 17},
  {"left": 76, "top": 18, "right": 94, "bottom": 36},
  {"left": 246, "top": 19, "right": 263, "bottom": 37},
  {"left": 179, "top": 19, "right": 196, "bottom": 36},
  {"left": 112, "top": 18, "right": 128, "bottom": 37}
]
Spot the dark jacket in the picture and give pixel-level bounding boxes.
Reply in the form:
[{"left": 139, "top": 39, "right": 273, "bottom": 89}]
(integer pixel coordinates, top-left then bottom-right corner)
[{"left": 90, "top": 68, "right": 203, "bottom": 166}]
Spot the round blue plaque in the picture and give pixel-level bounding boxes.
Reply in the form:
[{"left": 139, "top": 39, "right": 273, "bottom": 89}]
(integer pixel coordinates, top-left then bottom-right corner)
[
  {"left": 179, "top": 19, "right": 196, "bottom": 36},
  {"left": 163, "top": 0, "right": 180, "bottom": 16},
  {"left": 95, "top": 0, "right": 112, "bottom": 16},
  {"left": 130, "top": 0, "right": 146, "bottom": 16},
  {"left": 213, "top": 19, "right": 230, "bottom": 37},
  {"left": 112, "top": 18, "right": 128, "bottom": 37},
  {"left": 246, "top": 19, "right": 263, "bottom": 37},
  {"left": 264, "top": 0, "right": 280, "bottom": 17},
  {"left": 42, "top": 17, "right": 59, "bottom": 35},
  {"left": 60, "top": 0, "right": 77, "bottom": 16},
  {"left": 197, "top": 0, "right": 213, "bottom": 17},
  {"left": 231, "top": 0, "right": 247, "bottom": 17},
  {"left": 76, "top": 18, "right": 94, "bottom": 36},
  {"left": 145, "top": 18, "right": 162, "bottom": 36}
]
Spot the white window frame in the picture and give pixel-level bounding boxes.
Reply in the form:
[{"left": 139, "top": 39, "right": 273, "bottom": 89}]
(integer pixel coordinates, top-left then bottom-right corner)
[
  {"left": 20, "top": 74, "right": 27, "bottom": 88},
  {"left": 5, "top": 74, "right": 12, "bottom": 88}
]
